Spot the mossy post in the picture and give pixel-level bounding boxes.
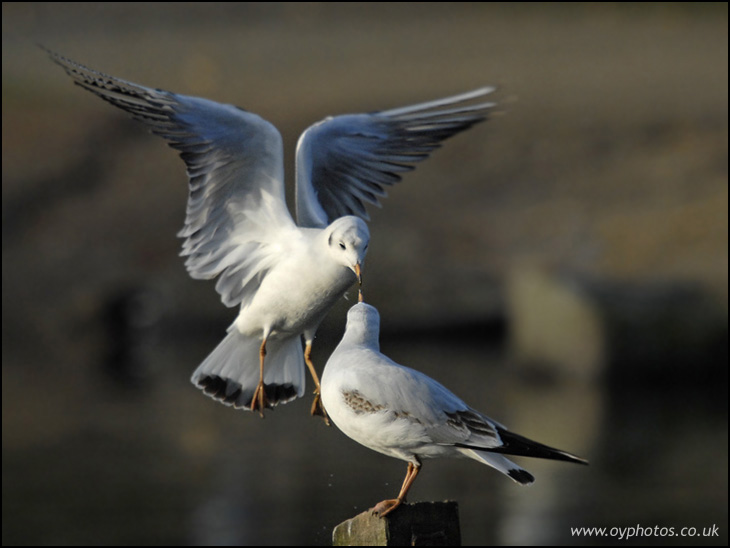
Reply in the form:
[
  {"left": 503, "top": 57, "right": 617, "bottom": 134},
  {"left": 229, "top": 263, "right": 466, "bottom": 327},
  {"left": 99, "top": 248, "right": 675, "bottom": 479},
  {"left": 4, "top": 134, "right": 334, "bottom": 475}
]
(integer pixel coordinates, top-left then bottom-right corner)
[{"left": 332, "top": 501, "right": 461, "bottom": 546}]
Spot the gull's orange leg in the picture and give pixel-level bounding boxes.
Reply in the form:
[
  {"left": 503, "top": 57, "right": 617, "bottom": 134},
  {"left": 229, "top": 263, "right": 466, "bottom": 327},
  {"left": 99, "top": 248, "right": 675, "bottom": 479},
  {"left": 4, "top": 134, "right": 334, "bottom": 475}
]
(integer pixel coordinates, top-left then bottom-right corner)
[
  {"left": 371, "top": 460, "right": 422, "bottom": 517},
  {"left": 250, "top": 337, "right": 269, "bottom": 417},
  {"left": 305, "top": 341, "right": 331, "bottom": 426}
]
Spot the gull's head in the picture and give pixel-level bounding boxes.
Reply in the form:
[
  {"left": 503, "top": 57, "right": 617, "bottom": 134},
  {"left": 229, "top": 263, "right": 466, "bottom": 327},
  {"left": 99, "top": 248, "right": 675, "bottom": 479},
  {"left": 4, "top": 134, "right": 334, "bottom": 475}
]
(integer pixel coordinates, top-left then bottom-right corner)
[
  {"left": 343, "top": 301, "right": 381, "bottom": 348},
  {"left": 326, "top": 216, "right": 370, "bottom": 282}
]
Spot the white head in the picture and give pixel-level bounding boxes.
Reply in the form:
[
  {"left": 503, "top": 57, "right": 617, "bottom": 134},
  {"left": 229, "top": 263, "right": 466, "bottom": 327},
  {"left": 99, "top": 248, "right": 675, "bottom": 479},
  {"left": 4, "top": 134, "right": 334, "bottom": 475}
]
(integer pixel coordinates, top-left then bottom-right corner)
[
  {"left": 342, "top": 301, "right": 381, "bottom": 349},
  {"left": 325, "top": 216, "right": 370, "bottom": 282}
]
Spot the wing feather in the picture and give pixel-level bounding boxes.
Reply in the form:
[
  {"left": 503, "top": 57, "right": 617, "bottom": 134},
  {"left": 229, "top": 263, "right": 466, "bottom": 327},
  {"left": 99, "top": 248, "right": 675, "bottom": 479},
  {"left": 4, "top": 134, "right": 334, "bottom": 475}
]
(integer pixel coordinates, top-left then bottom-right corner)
[
  {"left": 295, "top": 87, "right": 496, "bottom": 227},
  {"left": 47, "top": 50, "right": 296, "bottom": 308}
]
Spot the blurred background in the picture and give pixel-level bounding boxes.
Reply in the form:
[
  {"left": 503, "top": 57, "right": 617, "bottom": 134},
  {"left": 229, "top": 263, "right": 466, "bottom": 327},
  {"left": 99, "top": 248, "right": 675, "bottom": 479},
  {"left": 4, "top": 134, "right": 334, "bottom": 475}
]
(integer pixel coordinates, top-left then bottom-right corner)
[{"left": 2, "top": 3, "right": 727, "bottom": 545}]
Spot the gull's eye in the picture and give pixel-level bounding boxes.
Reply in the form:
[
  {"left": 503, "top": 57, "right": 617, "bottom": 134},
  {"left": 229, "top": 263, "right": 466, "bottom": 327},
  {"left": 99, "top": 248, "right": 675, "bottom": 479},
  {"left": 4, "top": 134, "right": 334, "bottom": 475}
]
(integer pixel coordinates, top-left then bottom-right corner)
[{"left": 339, "top": 242, "right": 347, "bottom": 250}]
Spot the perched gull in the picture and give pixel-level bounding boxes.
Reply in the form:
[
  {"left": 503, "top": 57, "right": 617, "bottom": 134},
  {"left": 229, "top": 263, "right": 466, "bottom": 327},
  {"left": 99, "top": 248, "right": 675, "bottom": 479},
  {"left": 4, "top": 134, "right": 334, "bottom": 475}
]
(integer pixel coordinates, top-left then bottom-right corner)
[
  {"left": 47, "top": 49, "right": 496, "bottom": 420},
  {"left": 321, "top": 301, "right": 588, "bottom": 516}
]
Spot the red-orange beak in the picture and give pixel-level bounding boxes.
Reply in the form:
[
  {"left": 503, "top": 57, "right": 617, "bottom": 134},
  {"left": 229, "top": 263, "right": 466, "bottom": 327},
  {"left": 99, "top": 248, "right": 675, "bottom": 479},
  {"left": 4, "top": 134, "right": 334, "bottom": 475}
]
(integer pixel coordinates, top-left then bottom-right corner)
[{"left": 355, "top": 263, "right": 363, "bottom": 303}]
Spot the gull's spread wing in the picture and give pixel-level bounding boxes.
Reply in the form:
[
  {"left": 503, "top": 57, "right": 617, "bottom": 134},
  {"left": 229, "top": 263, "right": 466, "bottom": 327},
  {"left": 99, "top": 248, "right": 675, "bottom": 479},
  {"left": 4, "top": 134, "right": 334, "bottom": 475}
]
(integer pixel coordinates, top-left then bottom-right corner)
[
  {"left": 48, "top": 50, "right": 297, "bottom": 308},
  {"left": 295, "top": 87, "right": 496, "bottom": 228}
]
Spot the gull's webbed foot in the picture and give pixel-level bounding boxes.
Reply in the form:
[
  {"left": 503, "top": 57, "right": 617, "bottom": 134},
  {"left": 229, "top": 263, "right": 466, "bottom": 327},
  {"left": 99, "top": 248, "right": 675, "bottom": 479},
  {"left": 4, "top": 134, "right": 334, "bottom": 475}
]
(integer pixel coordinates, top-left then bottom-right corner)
[
  {"left": 310, "top": 389, "right": 331, "bottom": 426},
  {"left": 371, "top": 498, "right": 402, "bottom": 517},
  {"left": 250, "top": 381, "right": 270, "bottom": 418}
]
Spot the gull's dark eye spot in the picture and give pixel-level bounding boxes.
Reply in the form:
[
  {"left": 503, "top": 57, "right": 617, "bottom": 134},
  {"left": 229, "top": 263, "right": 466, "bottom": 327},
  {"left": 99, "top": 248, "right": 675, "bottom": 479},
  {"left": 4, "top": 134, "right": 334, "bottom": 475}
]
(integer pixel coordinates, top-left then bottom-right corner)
[{"left": 339, "top": 242, "right": 346, "bottom": 250}]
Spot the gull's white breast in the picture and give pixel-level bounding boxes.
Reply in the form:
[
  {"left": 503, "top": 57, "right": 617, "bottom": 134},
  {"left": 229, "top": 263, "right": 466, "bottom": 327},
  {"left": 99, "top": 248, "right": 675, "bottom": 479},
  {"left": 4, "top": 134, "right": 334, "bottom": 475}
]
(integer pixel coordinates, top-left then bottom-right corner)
[{"left": 234, "top": 236, "right": 356, "bottom": 338}]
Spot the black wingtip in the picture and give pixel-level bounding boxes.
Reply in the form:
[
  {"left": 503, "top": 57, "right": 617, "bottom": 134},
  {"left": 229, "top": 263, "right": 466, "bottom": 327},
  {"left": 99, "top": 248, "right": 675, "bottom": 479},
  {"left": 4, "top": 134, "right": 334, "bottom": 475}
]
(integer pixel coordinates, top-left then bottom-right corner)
[
  {"left": 494, "top": 426, "right": 589, "bottom": 465},
  {"left": 41, "top": 45, "right": 65, "bottom": 69},
  {"left": 41, "top": 46, "right": 76, "bottom": 70}
]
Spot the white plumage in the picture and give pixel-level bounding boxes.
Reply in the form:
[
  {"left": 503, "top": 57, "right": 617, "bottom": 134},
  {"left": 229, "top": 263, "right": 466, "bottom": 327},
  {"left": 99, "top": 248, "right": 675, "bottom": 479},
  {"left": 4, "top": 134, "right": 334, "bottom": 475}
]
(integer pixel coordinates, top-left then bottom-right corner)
[
  {"left": 322, "top": 302, "right": 588, "bottom": 516},
  {"left": 48, "top": 49, "right": 495, "bottom": 420}
]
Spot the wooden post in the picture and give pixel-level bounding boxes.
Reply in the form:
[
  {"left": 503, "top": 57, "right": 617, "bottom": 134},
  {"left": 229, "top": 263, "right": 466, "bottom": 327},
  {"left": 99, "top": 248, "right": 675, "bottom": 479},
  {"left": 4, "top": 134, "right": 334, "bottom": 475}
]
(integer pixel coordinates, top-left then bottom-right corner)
[{"left": 332, "top": 501, "right": 460, "bottom": 546}]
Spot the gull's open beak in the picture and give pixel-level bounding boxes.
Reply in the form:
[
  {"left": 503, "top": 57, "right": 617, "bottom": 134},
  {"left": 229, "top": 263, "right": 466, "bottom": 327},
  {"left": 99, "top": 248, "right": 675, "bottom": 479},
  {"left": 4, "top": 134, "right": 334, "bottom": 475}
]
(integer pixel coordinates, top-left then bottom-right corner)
[{"left": 354, "top": 263, "right": 364, "bottom": 303}]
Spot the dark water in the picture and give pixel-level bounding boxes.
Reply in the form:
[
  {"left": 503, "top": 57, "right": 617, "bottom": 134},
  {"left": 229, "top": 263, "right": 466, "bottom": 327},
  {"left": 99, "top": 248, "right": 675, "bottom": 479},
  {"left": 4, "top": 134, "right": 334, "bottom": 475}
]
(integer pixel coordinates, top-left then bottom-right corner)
[{"left": 2, "top": 324, "right": 727, "bottom": 546}]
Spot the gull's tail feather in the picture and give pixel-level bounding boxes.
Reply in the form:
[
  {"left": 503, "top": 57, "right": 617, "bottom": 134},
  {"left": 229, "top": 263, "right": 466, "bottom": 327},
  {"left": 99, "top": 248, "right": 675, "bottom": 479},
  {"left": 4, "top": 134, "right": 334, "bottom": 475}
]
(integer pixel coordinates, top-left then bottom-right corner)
[
  {"left": 459, "top": 448, "right": 535, "bottom": 485},
  {"left": 191, "top": 328, "right": 305, "bottom": 410}
]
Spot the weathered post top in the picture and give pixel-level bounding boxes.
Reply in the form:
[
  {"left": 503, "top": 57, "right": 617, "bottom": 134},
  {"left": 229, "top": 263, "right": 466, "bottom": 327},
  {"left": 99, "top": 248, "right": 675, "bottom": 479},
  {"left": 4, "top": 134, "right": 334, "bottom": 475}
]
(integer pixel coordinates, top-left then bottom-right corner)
[{"left": 332, "top": 501, "right": 461, "bottom": 546}]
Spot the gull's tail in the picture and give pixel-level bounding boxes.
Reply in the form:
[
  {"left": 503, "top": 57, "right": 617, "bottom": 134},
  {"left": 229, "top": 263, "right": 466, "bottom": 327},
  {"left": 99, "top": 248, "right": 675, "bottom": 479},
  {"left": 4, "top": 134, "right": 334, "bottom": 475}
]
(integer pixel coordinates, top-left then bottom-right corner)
[
  {"left": 456, "top": 422, "right": 588, "bottom": 485},
  {"left": 458, "top": 449, "right": 536, "bottom": 485},
  {"left": 191, "top": 327, "right": 305, "bottom": 410}
]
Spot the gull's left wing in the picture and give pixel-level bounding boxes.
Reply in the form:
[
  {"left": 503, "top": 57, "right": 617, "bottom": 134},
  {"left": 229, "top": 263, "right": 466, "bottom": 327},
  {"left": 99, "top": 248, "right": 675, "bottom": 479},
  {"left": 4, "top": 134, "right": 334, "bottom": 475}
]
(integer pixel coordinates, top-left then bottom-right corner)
[{"left": 294, "top": 87, "right": 496, "bottom": 228}]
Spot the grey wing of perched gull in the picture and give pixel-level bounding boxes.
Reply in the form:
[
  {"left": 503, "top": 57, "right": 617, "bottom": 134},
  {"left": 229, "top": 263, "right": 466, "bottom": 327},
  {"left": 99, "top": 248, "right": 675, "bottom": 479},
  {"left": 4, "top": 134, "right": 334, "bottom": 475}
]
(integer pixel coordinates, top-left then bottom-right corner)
[
  {"left": 47, "top": 48, "right": 496, "bottom": 422},
  {"left": 321, "top": 301, "right": 588, "bottom": 516}
]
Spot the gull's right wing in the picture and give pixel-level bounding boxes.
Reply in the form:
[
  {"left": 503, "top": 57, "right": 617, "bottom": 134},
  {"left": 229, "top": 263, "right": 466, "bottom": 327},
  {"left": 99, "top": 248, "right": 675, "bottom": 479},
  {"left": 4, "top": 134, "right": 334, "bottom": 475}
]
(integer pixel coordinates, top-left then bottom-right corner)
[{"left": 47, "top": 50, "right": 298, "bottom": 308}]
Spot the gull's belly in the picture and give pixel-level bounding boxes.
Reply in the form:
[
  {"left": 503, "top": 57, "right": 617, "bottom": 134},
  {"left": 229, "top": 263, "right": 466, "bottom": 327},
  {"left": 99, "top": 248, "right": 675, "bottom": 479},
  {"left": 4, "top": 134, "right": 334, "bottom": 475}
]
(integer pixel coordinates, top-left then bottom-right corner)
[
  {"left": 235, "top": 259, "right": 356, "bottom": 337},
  {"left": 321, "top": 383, "right": 425, "bottom": 462},
  {"left": 329, "top": 405, "right": 431, "bottom": 462}
]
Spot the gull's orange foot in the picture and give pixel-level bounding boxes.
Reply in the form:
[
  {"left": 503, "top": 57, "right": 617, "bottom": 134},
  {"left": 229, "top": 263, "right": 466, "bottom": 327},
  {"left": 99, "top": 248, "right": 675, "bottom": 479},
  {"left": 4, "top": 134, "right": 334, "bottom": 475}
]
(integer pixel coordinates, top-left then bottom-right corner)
[
  {"left": 250, "top": 382, "right": 270, "bottom": 418},
  {"left": 310, "top": 390, "right": 331, "bottom": 426},
  {"left": 371, "top": 498, "right": 402, "bottom": 517}
]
